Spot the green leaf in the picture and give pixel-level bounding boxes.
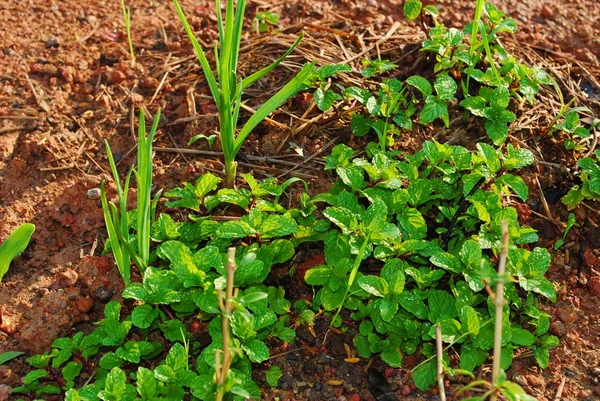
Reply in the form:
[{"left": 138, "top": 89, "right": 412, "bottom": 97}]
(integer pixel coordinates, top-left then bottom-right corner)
[
  {"left": 490, "top": 85, "right": 510, "bottom": 110},
  {"left": 379, "top": 300, "right": 399, "bottom": 322},
  {"left": 511, "top": 326, "right": 535, "bottom": 346},
  {"left": 159, "top": 320, "right": 188, "bottom": 343},
  {"left": 459, "top": 344, "right": 488, "bottom": 372},
  {"left": 0, "top": 351, "right": 24, "bottom": 365},
  {"left": 136, "top": 367, "right": 157, "bottom": 399},
  {"left": 0, "top": 223, "right": 35, "bottom": 281},
  {"left": 23, "top": 369, "right": 48, "bottom": 385},
  {"left": 421, "top": 97, "right": 448, "bottom": 126},
  {"left": 503, "top": 144, "right": 534, "bottom": 170},
  {"left": 351, "top": 114, "right": 372, "bottom": 137},
  {"left": 460, "top": 96, "right": 487, "bottom": 117},
  {"left": 194, "top": 173, "right": 221, "bottom": 200},
  {"left": 99, "top": 352, "right": 124, "bottom": 370},
  {"left": 459, "top": 240, "right": 482, "bottom": 270},
  {"left": 157, "top": 241, "right": 206, "bottom": 288},
  {"left": 434, "top": 73, "right": 457, "bottom": 101},
  {"left": 406, "top": 75, "right": 432, "bottom": 97},
  {"left": 243, "top": 339, "right": 270, "bottom": 363},
  {"left": 460, "top": 305, "right": 480, "bottom": 337},
  {"left": 336, "top": 166, "right": 366, "bottom": 190},
  {"left": 314, "top": 88, "right": 336, "bottom": 111},
  {"left": 260, "top": 215, "right": 298, "bottom": 238},
  {"left": 305, "top": 267, "right": 334, "bottom": 285},
  {"left": 534, "top": 347, "right": 550, "bottom": 368},
  {"left": 358, "top": 275, "right": 388, "bottom": 297},
  {"left": 131, "top": 304, "right": 158, "bottom": 329},
  {"left": 428, "top": 290, "right": 456, "bottom": 323},
  {"left": 496, "top": 174, "right": 528, "bottom": 200},
  {"left": 62, "top": 361, "right": 83, "bottom": 382},
  {"left": 318, "top": 64, "right": 352, "bottom": 79},
  {"left": 323, "top": 206, "right": 358, "bottom": 235},
  {"left": 477, "top": 143, "right": 501, "bottom": 174},
  {"left": 265, "top": 365, "right": 283, "bottom": 387},
  {"left": 65, "top": 389, "right": 82, "bottom": 401},
  {"left": 430, "top": 252, "right": 463, "bottom": 273},
  {"left": 99, "top": 367, "right": 127, "bottom": 400},
  {"left": 412, "top": 359, "right": 437, "bottom": 391},
  {"left": 381, "top": 348, "right": 403, "bottom": 368},
  {"left": 404, "top": 0, "right": 422, "bottom": 21},
  {"left": 325, "top": 144, "right": 354, "bottom": 170}
]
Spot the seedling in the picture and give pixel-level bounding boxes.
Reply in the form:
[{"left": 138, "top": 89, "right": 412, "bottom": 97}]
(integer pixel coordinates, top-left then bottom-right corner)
[
  {"left": 120, "top": 0, "right": 135, "bottom": 67},
  {"left": 0, "top": 223, "right": 35, "bottom": 282},
  {"left": 554, "top": 213, "right": 577, "bottom": 250},
  {"left": 173, "top": 0, "right": 315, "bottom": 188},
  {"left": 101, "top": 109, "right": 161, "bottom": 284},
  {"left": 254, "top": 11, "right": 279, "bottom": 33}
]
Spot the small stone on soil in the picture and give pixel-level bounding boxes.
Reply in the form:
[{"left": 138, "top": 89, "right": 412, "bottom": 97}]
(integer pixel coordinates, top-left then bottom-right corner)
[
  {"left": 86, "top": 187, "right": 101, "bottom": 200},
  {"left": 108, "top": 69, "right": 126, "bottom": 85},
  {"left": 525, "top": 374, "right": 545, "bottom": 388},
  {"left": 588, "top": 276, "right": 600, "bottom": 297},
  {"left": 75, "top": 297, "right": 95, "bottom": 313},
  {"left": 51, "top": 269, "right": 79, "bottom": 288},
  {"left": 95, "top": 286, "right": 113, "bottom": 303},
  {"left": 45, "top": 38, "right": 60, "bottom": 48},
  {"left": 0, "top": 384, "right": 10, "bottom": 401}
]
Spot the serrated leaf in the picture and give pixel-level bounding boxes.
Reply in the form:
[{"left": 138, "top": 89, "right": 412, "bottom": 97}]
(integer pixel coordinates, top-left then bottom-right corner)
[
  {"left": 412, "top": 359, "right": 436, "bottom": 391},
  {"left": 351, "top": 114, "right": 372, "bottom": 137},
  {"left": 357, "top": 275, "right": 388, "bottom": 297},
  {"left": 404, "top": 0, "right": 423, "bottom": 21},
  {"left": 496, "top": 174, "right": 528, "bottom": 200},
  {"left": 131, "top": 304, "right": 158, "bottom": 329},
  {"left": 136, "top": 367, "right": 157, "bottom": 399},
  {"left": 260, "top": 215, "right": 298, "bottom": 238},
  {"left": 428, "top": 290, "right": 456, "bottom": 323},
  {"left": 406, "top": 75, "right": 432, "bottom": 97},
  {"left": 381, "top": 348, "right": 403, "bottom": 367},
  {"left": 242, "top": 339, "right": 270, "bottom": 363},
  {"left": 314, "top": 88, "right": 336, "bottom": 111},
  {"left": 265, "top": 365, "right": 283, "bottom": 387}
]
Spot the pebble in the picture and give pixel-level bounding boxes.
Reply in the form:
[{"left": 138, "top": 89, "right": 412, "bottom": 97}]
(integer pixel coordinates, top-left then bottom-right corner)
[
  {"left": 45, "top": 38, "right": 60, "bottom": 48},
  {"left": 525, "top": 374, "right": 544, "bottom": 388},
  {"left": 348, "top": 394, "right": 360, "bottom": 401},
  {"left": 556, "top": 308, "right": 579, "bottom": 324},
  {"left": 75, "top": 297, "right": 95, "bottom": 313},
  {"left": 541, "top": 5, "right": 554, "bottom": 18},
  {"left": 401, "top": 385, "right": 412, "bottom": 395},
  {"left": 0, "top": 384, "right": 11, "bottom": 401},
  {"left": 60, "top": 301, "right": 67, "bottom": 309},
  {"left": 550, "top": 321, "right": 566, "bottom": 337},
  {"left": 59, "top": 66, "right": 76, "bottom": 84},
  {"left": 59, "top": 203, "right": 70, "bottom": 213},
  {"left": 565, "top": 370, "right": 576, "bottom": 378},
  {"left": 52, "top": 269, "right": 79, "bottom": 288},
  {"left": 588, "top": 276, "right": 600, "bottom": 297},
  {"left": 95, "top": 286, "right": 113, "bottom": 303},
  {"left": 108, "top": 69, "right": 126, "bottom": 85},
  {"left": 86, "top": 188, "right": 101, "bottom": 200},
  {"left": 141, "top": 76, "right": 159, "bottom": 90}
]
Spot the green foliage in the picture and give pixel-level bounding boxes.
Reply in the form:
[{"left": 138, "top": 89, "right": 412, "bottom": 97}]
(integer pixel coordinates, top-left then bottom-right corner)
[
  {"left": 562, "top": 150, "right": 600, "bottom": 209},
  {"left": 0, "top": 223, "right": 34, "bottom": 282},
  {"left": 303, "top": 141, "right": 556, "bottom": 390},
  {"left": 101, "top": 109, "right": 161, "bottom": 285},
  {"left": 173, "top": 0, "right": 314, "bottom": 188},
  {"left": 254, "top": 11, "right": 279, "bottom": 33}
]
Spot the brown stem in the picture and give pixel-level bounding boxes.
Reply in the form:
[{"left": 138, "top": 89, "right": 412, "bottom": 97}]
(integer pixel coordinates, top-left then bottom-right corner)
[{"left": 491, "top": 220, "right": 509, "bottom": 401}]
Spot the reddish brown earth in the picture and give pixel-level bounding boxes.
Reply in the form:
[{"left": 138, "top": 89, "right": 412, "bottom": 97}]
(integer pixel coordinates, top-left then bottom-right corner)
[{"left": 1, "top": 0, "right": 599, "bottom": 400}]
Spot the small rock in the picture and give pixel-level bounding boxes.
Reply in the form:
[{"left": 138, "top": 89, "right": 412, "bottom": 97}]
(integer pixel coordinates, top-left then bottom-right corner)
[
  {"left": 86, "top": 188, "right": 101, "bottom": 200},
  {"left": 59, "top": 66, "right": 76, "bottom": 84},
  {"left": 51, "top": 269, "right": 79, "bottom": 289},
  {"left": 583, "top": 248, "right": 597, "bottom": 267},
  {"left": 541, "top": 5, "right": 554, "bottom": 18},
  {"left": 0, "top": 384, "right": 11, "bottom": 401},
  {"left": 401, "top": 385, "right": 412, "bottom": 396},
  {"left": 525, "top": 374, "right": 544, "bottom": 388},
  {"left": 565, "top": 370, "right": 576, "bottom": 378},
  {"left": 348, "top": 394, "right": 360, "bottom": 401},
  {"left": 107, "top": 69, "right": 126, "bottom": 85},
  {"left": 550, "top": 321, "right": 566, "bottom": 337},
  {"left": 141, "top": 76, "right": 159, "bottom": 90},
  {"left": 588, "top": 276, "right": 600, "bottom": 297},
  {"left": 95, "top": 286, "right": 113, "bottom": 303},
  {"left": 59, "top": 203, "right": 70, "bottom": 213},
  {"left": 45, "top": 38, "right": 60, "bottom": 48},
  {"left": 556, "top": 308, "right": 579, "bottom": 324},
  {"left": 0, "top": 366, "right": 19, "bottom": 386},
  {"left": 75, "top": 297, "right": 95, "bottom": 313}
]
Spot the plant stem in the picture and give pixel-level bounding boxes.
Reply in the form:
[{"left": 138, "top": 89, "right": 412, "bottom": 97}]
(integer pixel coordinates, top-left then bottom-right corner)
[
  {"left": 216, "top": 247, "right": 237, "bottom": 401},
  {"left": 436, "top": 324, "right": 447, "bottom": 401},
  {"left": 491, "top": 220, "right": 509, "bottom": 401},
  {"left": 224, "top": 157, "right": 237, "bottom": 189}
]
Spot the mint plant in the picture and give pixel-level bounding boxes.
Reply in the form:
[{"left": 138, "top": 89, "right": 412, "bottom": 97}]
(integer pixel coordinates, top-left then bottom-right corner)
[
  {"left": 301, "top": 141, "right": 557, "bottom": 390},
  {"left": 562, "top": 150, "right": 600, "bottom": 209},
  {"left": 304, "top": 64, "right": 352, "bottom": 111}
]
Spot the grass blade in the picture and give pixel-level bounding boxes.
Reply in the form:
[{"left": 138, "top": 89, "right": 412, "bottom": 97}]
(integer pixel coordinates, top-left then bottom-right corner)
[
  {"left": 0, "top": 223, "right": 35, "bottom": 282},
  {"left": 241, "top": 33, "right": 304, "bottom": 91},
  {"left": 173, "top": 0, "right": 221, "bottom": 109},
  {"left": 234, "top": 62, "right": 315, "bottom": 155},
  {"left": 100, "top": 182, "right": 129, "bottom": 285},
  {"left": 0, "top": 351, "right": 24, "bottom": 365},
  {"left": 230, "top": 0, "right": 247, "bottom": 76}
]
